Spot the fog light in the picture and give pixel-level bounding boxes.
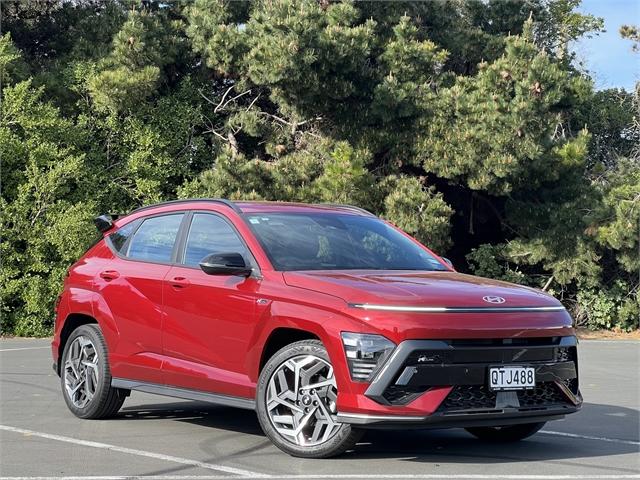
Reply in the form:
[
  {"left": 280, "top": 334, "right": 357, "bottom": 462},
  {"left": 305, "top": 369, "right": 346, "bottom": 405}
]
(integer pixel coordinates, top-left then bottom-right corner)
[{"left": 341, "top": 332, "right": 396, "bottom": 382}]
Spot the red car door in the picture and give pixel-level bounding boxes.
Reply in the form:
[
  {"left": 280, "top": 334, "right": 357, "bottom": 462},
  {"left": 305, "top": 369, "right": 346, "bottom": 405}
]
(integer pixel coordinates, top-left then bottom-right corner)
[
  {"left": 94, "top": 212, "right": 184, "bottom": 384},
  {"left": 161, "top": 212, "right": 259, "bottom": 398}
]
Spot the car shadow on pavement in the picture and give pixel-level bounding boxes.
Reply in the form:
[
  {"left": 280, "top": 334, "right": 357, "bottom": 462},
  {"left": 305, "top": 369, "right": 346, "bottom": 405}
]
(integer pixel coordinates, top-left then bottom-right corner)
[
  {"left": 119, "top": 400, "right": 265, "bottom": 436},
  {"left": 118, "top": 401, "right": 639, "bottom": 464}
]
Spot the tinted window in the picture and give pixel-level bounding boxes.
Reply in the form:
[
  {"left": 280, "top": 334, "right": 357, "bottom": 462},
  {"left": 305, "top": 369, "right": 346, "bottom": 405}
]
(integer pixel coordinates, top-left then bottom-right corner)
[
  {"left": 247, "top": 213, "right": 447, "bottom": 271},
  {"left": 109, "top": 221, "right": 137, "bottom": 253},
  {"left": 184, "top": 214, "right": 247, "bottom": 267},
  {"left": 127, "top": 214, "right": 183, "bottom": 263}
]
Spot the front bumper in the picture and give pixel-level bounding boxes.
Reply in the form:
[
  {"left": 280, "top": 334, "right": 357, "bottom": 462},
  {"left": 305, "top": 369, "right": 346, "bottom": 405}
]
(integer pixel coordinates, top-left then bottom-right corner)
[
  {"left": 338, "top": 336, "right": 581, "bottom": 427},
  {"left": 338, "top": 405, "right": 578, "bottom": 427}
]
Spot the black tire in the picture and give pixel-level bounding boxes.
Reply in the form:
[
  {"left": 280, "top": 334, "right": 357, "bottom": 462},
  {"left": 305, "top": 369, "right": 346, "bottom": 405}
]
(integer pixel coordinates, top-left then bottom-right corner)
[
  {"left": 256, "top": 339, "right": 363, "bottom": 458},
  {"left": 465, "top": 422, "right": 546, "bottom": 442},
  {"left": 60, "top": 324, "right": 128, "bottom": 419}
]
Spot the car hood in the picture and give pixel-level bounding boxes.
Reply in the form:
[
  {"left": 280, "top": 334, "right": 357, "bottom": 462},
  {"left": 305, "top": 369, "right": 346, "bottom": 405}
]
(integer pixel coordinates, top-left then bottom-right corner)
[{"left": 282, "top": 270, "right": 561, "bottom": 309}]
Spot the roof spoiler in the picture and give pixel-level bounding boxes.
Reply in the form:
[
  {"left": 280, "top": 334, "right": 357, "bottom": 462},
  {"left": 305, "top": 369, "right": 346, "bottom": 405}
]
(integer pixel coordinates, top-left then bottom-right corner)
[{"left": 94, "top": 214, "right": 119, "bottom": 233}]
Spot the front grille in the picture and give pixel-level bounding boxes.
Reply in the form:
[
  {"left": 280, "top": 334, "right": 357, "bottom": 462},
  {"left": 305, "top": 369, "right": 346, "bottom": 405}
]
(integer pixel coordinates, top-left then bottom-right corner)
[
  {"left": 382, "top": 385, "right": 426, "bottom": 404},
  {"left": 438, "top": 382, "right": 571, "bottom": 412},
  {"left": 405, "top": 341, "right": 564, "bottom": 365},
  {"left": 376, "top": 337, "right": 579, "bottom": 406},
  {"left": 449, "top": 337, "right": 561, "bottom": 347},
  {"left": 518, "top": 382, "right": 567, "bottom": 407},
  {"left": 440, "top": 385, "right": 497, "bottom": 410}
]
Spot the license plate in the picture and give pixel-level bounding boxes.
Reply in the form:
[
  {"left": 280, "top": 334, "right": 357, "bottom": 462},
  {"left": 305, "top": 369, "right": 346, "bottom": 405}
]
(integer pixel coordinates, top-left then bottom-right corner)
[{"left": 489, "top": 366, "right": 535, "bottom": 391}]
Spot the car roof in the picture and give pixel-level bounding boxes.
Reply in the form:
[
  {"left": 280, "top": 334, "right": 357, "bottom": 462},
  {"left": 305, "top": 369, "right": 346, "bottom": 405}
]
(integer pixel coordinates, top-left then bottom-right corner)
[
  {"left": 235, "top": 201, "right": 374, "bottom": 216},
  {"left": 121, "top": 199, "right": 375, "bottom": 219}
]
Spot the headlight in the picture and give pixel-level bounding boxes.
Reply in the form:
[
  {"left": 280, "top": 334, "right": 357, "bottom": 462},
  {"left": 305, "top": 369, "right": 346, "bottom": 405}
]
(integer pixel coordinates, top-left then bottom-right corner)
[{"left": 341, "top": 332, "right": 396, "bottom": 382}]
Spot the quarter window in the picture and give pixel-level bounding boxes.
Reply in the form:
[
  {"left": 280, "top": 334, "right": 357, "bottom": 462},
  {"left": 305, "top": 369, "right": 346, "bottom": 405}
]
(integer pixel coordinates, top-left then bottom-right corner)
[
  {"left": 127, "top": 214, "right": 183, "bottom": 263},
  {"left": 108, "top": 221, "right": 137, "bottom": 254},
  {"left": 183, "top": 214, "right": 247, "bottom": 267}
]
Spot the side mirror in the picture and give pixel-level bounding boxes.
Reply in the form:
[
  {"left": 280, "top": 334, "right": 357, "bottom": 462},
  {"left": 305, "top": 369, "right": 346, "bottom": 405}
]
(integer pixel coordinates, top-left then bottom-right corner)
[
  {"left": 441, "top": 257, "right": 453, "bottom": 268},
  {"left": 199, "top": 252, "right": 252, "bottom": 277}
]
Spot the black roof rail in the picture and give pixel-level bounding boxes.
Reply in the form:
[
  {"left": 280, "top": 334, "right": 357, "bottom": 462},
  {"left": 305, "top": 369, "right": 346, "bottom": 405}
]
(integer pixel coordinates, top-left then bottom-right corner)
[
  {"left": 319, "top": 203, "right": 377, "bottom": 217},
  {"left": 127, "top": 198, "right": 242, "bottom": 216}
]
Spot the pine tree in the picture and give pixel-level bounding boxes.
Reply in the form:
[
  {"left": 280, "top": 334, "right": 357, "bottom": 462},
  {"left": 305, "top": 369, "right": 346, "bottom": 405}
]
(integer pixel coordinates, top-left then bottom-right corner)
[{"left": 2, "top": 1, "right": 636, "bottom": 334}]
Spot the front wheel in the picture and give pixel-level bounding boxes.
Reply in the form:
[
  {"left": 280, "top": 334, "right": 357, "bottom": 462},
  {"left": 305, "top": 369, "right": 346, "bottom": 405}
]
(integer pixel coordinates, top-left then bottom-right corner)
[
  {"left": 465, "top": 422, "right": 546, "bottom": 442},
  {"left": 61, "top": 324, "right": 127, "bottom": 419},
  {"left": 256, "top": 339, "right": 363, "bottom": 458}
]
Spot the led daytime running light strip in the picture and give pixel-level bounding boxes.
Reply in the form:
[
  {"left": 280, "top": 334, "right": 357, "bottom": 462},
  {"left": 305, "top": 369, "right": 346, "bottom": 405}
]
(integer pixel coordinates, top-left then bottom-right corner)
[{"left": 348, "top": 303, "right": 566, "bottom": 313}]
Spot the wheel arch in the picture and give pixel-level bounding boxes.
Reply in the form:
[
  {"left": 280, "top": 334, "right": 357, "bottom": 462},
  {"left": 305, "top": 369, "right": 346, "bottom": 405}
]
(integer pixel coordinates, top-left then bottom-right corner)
[
  {"left": 259, "top": 327, "right": 320, "bottom": 373},
  {"left": 248, "top": 301, "right": 363, "bottom": 387},
  {"left": 57, "top": 313, "right": 98, "bottom": 375}
]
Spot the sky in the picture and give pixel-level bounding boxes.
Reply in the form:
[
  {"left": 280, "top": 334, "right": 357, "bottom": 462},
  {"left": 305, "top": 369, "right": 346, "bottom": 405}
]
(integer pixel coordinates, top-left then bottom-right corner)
[{"left": 572, "top": 0, "right": 640, "bottom": 91}]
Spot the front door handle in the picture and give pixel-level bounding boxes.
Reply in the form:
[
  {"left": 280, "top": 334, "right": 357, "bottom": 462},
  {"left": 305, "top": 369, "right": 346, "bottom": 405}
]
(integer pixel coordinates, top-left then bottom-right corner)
[
  {"left": 99, "top": 270, "right": 120, "bottom": 281},
  {"left": 170, "top": 276, "right": 190, "bottom": 289}
]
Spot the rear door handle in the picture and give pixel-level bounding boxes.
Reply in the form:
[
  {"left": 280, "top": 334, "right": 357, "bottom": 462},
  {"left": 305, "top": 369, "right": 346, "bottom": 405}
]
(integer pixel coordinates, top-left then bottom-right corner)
[
  {"left": 99, "top": 270, "right": 120, "bottom": 281},
  {"left": 170, "top": 276, "right": 190, "bottom": 289}
]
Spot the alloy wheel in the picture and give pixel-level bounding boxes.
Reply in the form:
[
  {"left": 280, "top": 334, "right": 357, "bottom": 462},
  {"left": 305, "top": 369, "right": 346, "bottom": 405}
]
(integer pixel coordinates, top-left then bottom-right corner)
[
  {"left": 266, "top": 354, "right": 341, "bottom": 446},
  {"left": 63, "top": 335, "right": 99, "bottom": 408}
]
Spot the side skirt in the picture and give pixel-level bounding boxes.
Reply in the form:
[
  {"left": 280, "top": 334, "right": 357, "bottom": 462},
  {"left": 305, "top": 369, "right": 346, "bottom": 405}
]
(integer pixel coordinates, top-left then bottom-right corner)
[{"left": 111, "top": 378, "right": 256, "bottom": 410}]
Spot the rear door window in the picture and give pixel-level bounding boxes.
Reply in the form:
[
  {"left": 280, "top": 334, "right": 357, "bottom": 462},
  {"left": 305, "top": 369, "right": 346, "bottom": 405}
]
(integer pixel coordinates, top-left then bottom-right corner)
[{"left": 127, "top": 214, "right": 184, "bottom": 263}]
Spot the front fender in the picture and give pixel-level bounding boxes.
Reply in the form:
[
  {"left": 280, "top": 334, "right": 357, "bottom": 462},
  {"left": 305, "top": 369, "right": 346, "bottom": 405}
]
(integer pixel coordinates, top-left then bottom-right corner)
[{"left": 245, "top": 300, "right": 370, "bottom": 401}]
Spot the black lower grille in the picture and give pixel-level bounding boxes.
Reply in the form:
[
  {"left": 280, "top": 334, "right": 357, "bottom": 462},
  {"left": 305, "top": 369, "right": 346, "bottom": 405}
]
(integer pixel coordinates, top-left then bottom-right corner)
[
  {"left": 439, "top": 382, "right": 570, "bottom": 412},
  {"left": 440, "top": 385, "right": 497, "bottom": 410},
  {"left": 382, "top": 385, "right": 426, "bottom": 404},
  {"left": 518, "top": 382, "right": 567, "bottom": 407}
]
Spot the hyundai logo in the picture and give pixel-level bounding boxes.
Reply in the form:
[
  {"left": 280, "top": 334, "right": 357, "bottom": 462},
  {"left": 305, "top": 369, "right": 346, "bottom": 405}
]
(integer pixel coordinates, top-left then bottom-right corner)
[{"left": 483, "top": 296, "right": 506, "bottom": 304}]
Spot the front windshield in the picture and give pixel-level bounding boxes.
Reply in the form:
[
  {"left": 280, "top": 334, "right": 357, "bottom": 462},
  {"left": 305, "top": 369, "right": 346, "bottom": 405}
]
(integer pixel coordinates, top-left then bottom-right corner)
[{"left": 246, "top": 213, "right": 447, "bottom": 272}]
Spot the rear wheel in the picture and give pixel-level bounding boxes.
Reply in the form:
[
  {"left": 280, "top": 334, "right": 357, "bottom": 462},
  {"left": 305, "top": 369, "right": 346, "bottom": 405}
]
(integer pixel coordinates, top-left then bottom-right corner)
[
  {"left": 465, "top": 422, "right": 546, "bottom": 442},
  {"left": 256, "top": 339, "right": 363, "bottom": 458},
  {"left": 61, "top": 324, "right": 127, "bottom": 419}
]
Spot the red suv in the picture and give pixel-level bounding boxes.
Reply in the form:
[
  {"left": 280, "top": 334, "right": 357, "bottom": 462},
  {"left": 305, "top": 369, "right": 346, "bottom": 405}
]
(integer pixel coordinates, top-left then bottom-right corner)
[{"left": 52, "top": 199, "right": 581, "bottom": 458}]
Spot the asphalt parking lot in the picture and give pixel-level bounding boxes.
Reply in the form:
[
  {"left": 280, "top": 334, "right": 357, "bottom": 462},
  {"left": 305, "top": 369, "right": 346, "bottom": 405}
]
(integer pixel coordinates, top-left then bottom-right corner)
[{"left": 0, "top": 338, "right": 638, "bottom": 480}]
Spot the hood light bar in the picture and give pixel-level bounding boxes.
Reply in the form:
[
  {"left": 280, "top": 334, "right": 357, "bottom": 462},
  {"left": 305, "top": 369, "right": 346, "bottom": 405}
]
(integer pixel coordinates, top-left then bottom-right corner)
[{"left": 348, "top": 304, "right": 566, "bottom": 313}]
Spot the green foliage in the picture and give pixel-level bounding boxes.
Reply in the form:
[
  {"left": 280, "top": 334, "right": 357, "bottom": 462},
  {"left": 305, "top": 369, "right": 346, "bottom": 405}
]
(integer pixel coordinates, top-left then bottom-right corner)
[
  {"left": 539, "top": 0, "right": 604, "bottom": 58},
  {"left": 575, "top": 283, "right": 639, "bottom": 331},
  {"left": 620, "top": 24, "right": 640, "bottom": 52},
  {"left": 466, "top": 244, "right": 531, "bottom": 286},
  {"left": 241, "top": 0, "right": 377, "bottom": 120},
  {"left": 420, "top": 22, "right": 590, "bottom": 194},
  {"left": 88, "top": 65, "right": 160, "bottom": 113},
  {"left": 185, "top": 0, "right": 250, "bottom": 75},
  {"left": 594, "top": 159, "right": 640, "bottom": 272},
  {"left": 2, "top": 0, "right": 637, "bottom": 336},
  {"left": 313, "top": 143, "right": 376, "bottom": 208},
  {"left": 0, "top": 33, "right": 26, "bottom": 83},
  {"left": 572, "top": 89, "right": 637, "bottom": 168},
  {"left": 182, "top": 141, "right": 386, "bottom": 218},
  {"left": 383, "top": 177, "right": 453, "bottom": 253},
  {"left": 1, "top": 80, "right": 95, "bottom": 335}
]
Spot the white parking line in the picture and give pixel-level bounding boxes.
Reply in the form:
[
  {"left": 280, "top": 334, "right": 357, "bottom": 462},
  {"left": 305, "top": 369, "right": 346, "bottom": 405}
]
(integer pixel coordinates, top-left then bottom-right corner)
[
  {"left": 2, "top": 426, "right": 638, "bottom": 480},
  {"left": 0, "top": 425, "right": 266, "bottom": 478},
  {"left": 540, "top": 430, "right": 640, "bottom": 446},
  {"left": 1, "top": 474, "right": 639, "bottom": 479},
  {"left": 0, "top": 346, "right": 50, "bottom": 352}
]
